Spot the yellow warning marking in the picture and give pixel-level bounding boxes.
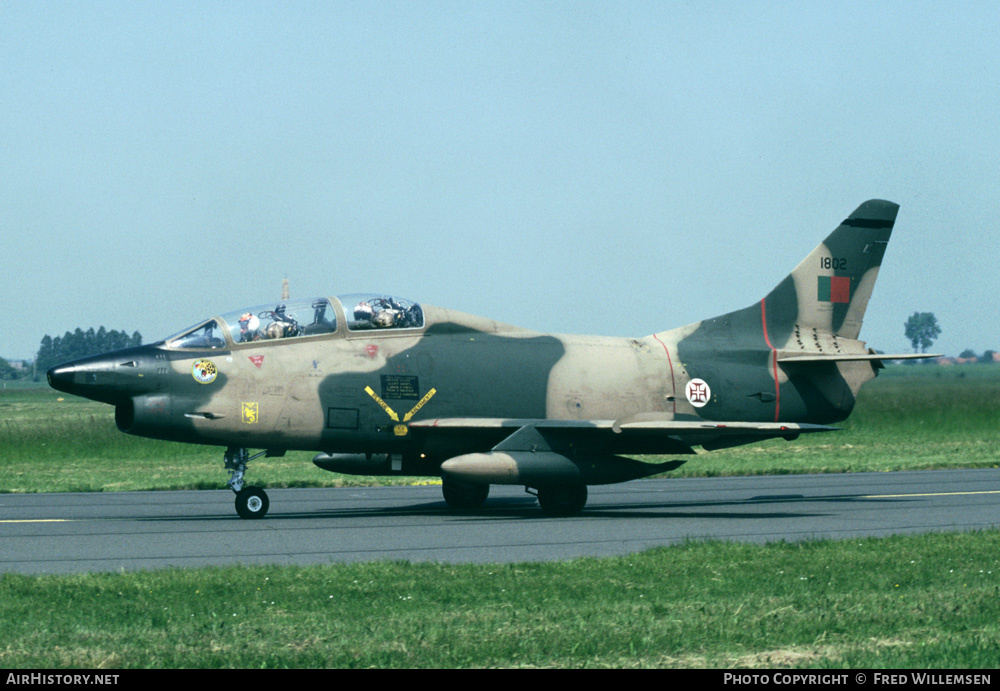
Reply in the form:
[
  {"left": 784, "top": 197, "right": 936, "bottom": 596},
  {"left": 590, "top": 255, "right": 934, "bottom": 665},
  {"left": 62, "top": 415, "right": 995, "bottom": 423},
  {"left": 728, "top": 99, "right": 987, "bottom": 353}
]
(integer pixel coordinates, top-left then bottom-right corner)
[
  {"left": 365, "top": 386, "right": 399, "bottom": 422},
  {"left": 403, "top": 388, "right": 437, "bottom": 422},
  {"left": 366, "top": 386, "right": 438, "bottom": 437}
]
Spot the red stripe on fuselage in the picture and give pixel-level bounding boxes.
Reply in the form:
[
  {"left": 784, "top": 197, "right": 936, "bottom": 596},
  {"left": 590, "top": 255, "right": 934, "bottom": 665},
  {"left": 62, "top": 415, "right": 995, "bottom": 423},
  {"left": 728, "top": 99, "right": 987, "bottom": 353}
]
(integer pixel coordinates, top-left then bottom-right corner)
[
  {"left": 760, "top": 299, "right": 780, "bottom": 422},
  {"left": 652, "top": 333, "right": 677, "bottom": 414}
]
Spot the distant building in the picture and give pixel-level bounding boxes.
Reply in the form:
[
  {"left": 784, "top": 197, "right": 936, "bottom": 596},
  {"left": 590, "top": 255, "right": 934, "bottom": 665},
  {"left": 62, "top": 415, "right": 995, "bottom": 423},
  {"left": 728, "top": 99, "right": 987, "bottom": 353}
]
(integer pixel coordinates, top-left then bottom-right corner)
[{"left": 934, "top": 352, "right": 998, "bottom": 365}]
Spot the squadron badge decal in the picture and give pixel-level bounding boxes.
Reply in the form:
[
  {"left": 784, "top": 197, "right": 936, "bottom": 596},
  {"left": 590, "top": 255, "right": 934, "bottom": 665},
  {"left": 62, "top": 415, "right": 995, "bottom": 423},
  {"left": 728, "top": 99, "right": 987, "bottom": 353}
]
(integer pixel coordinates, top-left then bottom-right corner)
[
  {"left": 242, "top": 402, "right": 259, "bottom": 424},
  {"left": 192, "top": 360, "right": 218, "bottom": 384}
]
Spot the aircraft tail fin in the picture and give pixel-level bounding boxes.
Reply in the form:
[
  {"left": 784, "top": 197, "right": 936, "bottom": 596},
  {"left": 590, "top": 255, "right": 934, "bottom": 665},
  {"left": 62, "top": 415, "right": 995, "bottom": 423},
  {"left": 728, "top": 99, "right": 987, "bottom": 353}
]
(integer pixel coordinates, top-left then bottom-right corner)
[
  {"left": 665, "top": 200, "right": 903, "bottom": 424},
  {"left": 760, "top": 199, "right": 899, "bottom": 344}
]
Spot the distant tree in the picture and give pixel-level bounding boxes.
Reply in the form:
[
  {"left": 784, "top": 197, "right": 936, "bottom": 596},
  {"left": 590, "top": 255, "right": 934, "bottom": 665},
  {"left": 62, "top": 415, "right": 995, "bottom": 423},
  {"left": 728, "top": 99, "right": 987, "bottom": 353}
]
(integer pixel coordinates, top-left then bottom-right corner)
[
  {"left": 959, "top": 349, "right": 978, "bottom": 359},
  {"left": 0, "top": 356, "right": 17, "bottom": 381},
  {"left": 95, "top": 326, "right": 108, "bottom": 354},
  {"left": 904, "top": 312, "right": 941, "bottom": 354},
  {"left": 980, "top": 349, "right": 997, "bottom": 364},
  {"left": 34, "top": 328, "right": 143, "bottom": 374},
  {"left": 36, "top": 335, "right": 54, "bottom": 374}
]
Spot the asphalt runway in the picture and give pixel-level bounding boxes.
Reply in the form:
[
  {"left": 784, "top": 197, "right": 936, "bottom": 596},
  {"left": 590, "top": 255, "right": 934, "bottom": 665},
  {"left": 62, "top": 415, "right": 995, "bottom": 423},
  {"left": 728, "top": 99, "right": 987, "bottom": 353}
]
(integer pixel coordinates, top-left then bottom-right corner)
[{"left": 2, "top": 468, "right": 999, "bottom": 574}]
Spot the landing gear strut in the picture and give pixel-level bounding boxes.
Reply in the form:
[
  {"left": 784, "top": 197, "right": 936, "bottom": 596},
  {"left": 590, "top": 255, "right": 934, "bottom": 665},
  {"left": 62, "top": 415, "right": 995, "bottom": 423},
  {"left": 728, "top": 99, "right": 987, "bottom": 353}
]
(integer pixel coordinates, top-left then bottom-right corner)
[{"left": 224, "top": 447, "right": 270, "bottom": 519}]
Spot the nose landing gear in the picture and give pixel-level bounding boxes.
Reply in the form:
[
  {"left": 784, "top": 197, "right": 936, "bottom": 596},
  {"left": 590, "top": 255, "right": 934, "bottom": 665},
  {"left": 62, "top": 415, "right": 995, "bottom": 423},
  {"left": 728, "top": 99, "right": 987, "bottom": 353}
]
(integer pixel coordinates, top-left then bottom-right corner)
[{"left": 224, "top": 446, "right": 270, "bottom": 519}]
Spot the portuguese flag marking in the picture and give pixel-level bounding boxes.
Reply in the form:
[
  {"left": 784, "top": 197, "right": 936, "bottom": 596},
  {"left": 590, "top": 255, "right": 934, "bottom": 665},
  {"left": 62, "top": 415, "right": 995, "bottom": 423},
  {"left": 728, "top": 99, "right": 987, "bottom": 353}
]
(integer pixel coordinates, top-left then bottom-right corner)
[{"left": 818, "top": 275, "right": 851, "bottom": 303}]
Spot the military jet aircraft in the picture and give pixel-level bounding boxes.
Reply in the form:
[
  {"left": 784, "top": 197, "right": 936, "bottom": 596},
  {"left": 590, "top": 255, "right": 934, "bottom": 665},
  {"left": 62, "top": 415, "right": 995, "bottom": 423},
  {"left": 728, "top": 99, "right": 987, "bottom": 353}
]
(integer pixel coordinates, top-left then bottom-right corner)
[{"left": 48, "top": 199, "right": 933, "bottom": 518}]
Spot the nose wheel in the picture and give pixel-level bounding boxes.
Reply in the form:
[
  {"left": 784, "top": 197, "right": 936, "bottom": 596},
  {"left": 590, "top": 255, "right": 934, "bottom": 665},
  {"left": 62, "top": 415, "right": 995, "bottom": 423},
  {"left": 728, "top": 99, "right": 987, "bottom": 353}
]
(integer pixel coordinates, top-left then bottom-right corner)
[
  {"left": 235, "top": 485, "right": 270, "bottom": 519},
  {"left": 224, "top": 447, "right": 271, "bottom": 519}
]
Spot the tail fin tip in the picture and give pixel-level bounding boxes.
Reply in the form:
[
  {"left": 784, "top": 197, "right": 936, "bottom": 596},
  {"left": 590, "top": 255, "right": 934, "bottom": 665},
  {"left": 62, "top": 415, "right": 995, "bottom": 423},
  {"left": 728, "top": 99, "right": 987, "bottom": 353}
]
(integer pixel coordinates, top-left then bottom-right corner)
[{"left": 843, "top": 199, "right": 899, "bottom": 229}]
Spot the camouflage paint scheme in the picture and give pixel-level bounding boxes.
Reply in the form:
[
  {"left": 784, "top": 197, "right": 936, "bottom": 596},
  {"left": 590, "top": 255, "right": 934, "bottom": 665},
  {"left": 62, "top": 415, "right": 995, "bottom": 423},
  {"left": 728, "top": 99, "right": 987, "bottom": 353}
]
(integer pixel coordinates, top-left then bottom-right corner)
[{"left": 49, "top": 200, "right": 925, "bottom": 517}]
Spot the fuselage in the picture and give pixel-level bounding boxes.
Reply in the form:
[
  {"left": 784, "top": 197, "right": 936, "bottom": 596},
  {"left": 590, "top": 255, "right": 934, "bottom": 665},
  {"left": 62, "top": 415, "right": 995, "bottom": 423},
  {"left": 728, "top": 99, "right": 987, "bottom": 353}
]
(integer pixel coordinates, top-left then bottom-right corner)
[{"left": 48, "top": 296, "right": 877, "bottom": 460}]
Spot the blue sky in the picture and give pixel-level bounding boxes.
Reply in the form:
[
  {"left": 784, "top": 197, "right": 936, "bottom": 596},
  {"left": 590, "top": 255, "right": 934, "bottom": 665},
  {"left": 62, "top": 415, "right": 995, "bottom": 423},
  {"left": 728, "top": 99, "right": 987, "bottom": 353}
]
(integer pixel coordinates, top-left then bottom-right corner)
[{"left": 2, "top": 1, "right": 998, "bottom": 359}]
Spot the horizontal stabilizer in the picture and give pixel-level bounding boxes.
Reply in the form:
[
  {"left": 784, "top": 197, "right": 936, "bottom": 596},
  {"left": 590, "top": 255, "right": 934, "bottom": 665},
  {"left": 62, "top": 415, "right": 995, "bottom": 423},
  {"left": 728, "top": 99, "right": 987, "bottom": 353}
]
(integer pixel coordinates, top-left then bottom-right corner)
[{"left": 777, "top": 352, "right": 943, "bottom": 363}]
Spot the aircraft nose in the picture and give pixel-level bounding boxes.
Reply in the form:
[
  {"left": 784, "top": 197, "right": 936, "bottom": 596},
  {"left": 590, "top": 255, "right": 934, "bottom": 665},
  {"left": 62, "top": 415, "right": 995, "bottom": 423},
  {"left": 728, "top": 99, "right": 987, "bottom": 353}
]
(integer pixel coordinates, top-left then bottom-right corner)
[
  {"left": 45, "top": 345, "right": 160, "bottom": 404},
  {"left": 46, "top": 363, "right": 76, "bottom": 393},
  {"left": 46, "top": 357, "right": 115, "bottom": 400}
]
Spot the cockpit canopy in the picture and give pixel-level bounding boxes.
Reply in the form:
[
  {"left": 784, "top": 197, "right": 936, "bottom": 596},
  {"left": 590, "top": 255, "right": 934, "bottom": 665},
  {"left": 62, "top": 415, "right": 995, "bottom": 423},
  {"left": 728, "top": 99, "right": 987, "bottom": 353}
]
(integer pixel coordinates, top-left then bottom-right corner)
[
  {"left": 164, "top": 295, "right": 424, "bottom": 349},
  {"left": 340, "top": 293, "right": 423, "bottom": 331}
]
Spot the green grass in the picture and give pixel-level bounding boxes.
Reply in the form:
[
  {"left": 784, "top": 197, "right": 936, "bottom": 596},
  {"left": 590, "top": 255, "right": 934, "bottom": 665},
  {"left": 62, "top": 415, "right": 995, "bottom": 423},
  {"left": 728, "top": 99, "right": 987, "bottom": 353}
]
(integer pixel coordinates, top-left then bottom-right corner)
[
  {"left": 1, "top": 531, "right": 997, "bottom": 668},
  {"left": 2, "top": 365, "right": 998, "bottom": 493}
]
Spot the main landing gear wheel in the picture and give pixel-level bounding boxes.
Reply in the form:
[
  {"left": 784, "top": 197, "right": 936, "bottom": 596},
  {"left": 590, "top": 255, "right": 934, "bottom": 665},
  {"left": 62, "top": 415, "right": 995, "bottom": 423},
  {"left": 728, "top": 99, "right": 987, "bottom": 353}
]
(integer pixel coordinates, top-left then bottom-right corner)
[
  {"left": 235, "top": 485, "right": 270, "bottom": 519},
  {"left": 442, "top": 477, "right": 490, "bottom": 510},
  {"left": 537, "top": 484, "right": 588, "bottom": 517}
]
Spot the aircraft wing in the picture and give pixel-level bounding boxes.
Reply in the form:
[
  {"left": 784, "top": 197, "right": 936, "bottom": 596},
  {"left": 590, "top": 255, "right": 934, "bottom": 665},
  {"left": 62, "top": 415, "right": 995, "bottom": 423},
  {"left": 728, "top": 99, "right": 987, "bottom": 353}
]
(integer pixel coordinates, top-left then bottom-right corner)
[{"left": 407, "top": 417, "right": 838, "bottom": 455}]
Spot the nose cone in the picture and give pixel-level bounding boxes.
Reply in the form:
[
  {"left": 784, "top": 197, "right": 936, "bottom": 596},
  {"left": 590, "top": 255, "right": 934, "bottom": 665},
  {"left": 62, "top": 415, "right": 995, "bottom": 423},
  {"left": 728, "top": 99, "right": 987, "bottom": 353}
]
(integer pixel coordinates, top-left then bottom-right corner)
[
  {"left": 46, "top": 363, "right": 78, "bottom": 393},
  {"left": 46, "top": 345, "right": 160, "bottom": 405}
]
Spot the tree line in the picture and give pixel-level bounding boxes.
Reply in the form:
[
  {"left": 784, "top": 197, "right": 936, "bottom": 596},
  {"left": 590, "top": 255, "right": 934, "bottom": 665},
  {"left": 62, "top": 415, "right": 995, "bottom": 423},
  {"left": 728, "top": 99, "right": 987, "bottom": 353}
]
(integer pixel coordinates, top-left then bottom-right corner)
[
  {"left": 1, "top": 328, "right": 143, "bottom": 381},
  {"left": 957, "top": 348, "right": 998, "bottom": 363}
]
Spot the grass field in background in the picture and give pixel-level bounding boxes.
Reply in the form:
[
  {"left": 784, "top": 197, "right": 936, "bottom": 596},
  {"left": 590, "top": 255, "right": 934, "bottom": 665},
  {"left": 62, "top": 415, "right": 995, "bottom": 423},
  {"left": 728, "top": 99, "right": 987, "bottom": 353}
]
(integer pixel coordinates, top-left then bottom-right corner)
[{"left": 2, "top": 366, "right": 998, "bottom": 493}]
